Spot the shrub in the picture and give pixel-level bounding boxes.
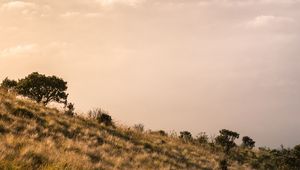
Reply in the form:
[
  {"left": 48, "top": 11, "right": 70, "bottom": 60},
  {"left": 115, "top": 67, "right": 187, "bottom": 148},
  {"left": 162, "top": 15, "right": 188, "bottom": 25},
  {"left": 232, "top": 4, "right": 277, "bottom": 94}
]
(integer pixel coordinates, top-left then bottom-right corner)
[
  {"left": 215, "top": 129, "right": 239, "bottom": 153},
  {"left": 294, "top": 145, "right": 300, "bottom": 167},
  {"left": 294, "top": 144, "right": 300, "bottom": 158},
  {"left": 179, "top": 131, "right": 193, "bottom": 142},
  {"left": 97, "top": 113, "right": 113, "bottom": 126},
  {"left": 88, "top": 108, "right": 113, "bottom": 126},
  {"left": 219, "top": 159, "right": 228, "bottom": 170},
  {"left": 88, "top": 108, "right": 104, "bottom": 119},
  {"left": 196, "top": 132, "right": 208, "bottom": 144},
  {"left": 143, "top": 143, "right": 153, "bottom": 151},
  {"left": 133, "top": 124, "right": 144, "bottom": 132},
  {"left": 158, "top": 130, "right": 167, "bottom": 136},
  {"left": 12, "top": 108, "right": 35, "bottom": 119},
  {"left": 0, "top": 124, "right": 8, "bottom": 134},
  {"left": 65, "top": 103, "right": 75, "bottom": 116},
  {"left": 242, "top": 136, "right": 255, "bottom": 149}
]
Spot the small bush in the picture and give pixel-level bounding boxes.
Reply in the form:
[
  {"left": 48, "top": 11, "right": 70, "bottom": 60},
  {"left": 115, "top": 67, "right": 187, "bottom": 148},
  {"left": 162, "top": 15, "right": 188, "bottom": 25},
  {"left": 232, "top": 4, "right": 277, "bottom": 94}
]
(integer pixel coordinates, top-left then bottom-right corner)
[
  {"left": 196, "top": 132, "right": 208, "bottom": 144},
  {"left": 219, "top": 159, "right": 228, "bottom": 170},
  {"left": 88, "top": 108, "right": 104, "bottom": 119},
  {"left": 133, "top": 124, "right": 144, "bottom": 132},
  {"left": 0, "top": 124, "right": 8, "bottom": 134},
  {"left": 12, "top": 108, "right": 35, "bottom": 119},
  {"left": 242, "top": 136, "right": 255, "bottom": 149},
  {"left": 88, "top": 108, "right": 113, "bottom": 126},
  {"left": 179, "top": 131, "right": 193, "bottom": 142},
  {"left": 0, "top": 114, "right": 13, "bottom": 122},
  {"left": 143, "top": 143, "right": 153, "bottom": 151},
  {"left": 97, "top": 113, "right": 113, "bottom": 126},
  {"left": 158, "top": 130, "right": 167, "bottom": 136},
  {"left": 65, "top": 103, "right": 75, "bottom": 116}
]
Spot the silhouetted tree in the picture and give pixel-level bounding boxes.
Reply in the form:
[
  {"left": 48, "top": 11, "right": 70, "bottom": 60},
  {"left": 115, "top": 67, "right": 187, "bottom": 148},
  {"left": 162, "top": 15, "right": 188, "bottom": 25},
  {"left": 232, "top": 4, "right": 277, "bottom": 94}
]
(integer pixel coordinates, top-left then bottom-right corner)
[
  {"left": 16, "top": 72, "right": 68, "bottom": 106},
  {"left": 242, "top": 136, "right": 255, "bottom": 149},
  {"left": 216, "top": 129, "right": 239, "bottom": 153},
  {"left": 1, "top": 77, "right": 17, "bottom": 90}
]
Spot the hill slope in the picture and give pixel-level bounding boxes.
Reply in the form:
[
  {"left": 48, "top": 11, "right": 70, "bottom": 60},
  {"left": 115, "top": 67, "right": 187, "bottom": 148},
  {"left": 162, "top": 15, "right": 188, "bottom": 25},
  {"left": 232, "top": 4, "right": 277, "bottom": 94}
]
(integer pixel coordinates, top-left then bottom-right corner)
[{"left": 0, "top": 88, "right": 247, "bottom": 170}]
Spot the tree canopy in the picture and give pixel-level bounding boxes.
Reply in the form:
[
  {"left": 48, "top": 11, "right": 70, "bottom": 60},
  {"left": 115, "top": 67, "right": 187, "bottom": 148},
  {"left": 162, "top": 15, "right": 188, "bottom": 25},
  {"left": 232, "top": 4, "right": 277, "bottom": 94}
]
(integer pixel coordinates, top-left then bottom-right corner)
[
  {"left": 16, "top": 72, "right": 68, "bottom": 106},
  {"left": 0, "top": 77, "right": 17, "bottom": 89},
  {"left": 216, "top": 129, "right": 240, "bottom": 152},
  {"left": 1, "top": 72, "right": 68, "bottom": 106}
]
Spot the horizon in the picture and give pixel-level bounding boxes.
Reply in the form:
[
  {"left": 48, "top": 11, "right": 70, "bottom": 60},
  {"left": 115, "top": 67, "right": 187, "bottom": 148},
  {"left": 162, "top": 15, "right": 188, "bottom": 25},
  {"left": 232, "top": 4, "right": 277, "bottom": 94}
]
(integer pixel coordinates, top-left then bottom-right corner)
[{"left": 1, "top": 0, "right": 300, "bottom": 148}]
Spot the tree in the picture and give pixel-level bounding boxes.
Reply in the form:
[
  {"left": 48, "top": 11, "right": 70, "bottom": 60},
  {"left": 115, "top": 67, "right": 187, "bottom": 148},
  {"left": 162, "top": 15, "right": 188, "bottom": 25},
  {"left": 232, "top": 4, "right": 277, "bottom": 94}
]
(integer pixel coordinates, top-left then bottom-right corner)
[
  {"left": 16, "top": 72, "right": 68, "bottom": 106},
  {"left": 242, "top": 136, "right": 255, "bottom": 149},
  {"left": 216, "top": 129, "right": 239, "bottom": 153},
  {"left": 1, "top": 77, "right": 17, "bottom": 89}
]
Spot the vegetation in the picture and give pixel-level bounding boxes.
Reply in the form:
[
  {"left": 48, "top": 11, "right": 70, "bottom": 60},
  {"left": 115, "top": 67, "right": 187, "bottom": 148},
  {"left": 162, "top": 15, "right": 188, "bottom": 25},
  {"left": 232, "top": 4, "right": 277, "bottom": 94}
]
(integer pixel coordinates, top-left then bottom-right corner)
[
  {"left": 88, "top": 108, "right": 113, "bottom": 126},
  {"left": 242, "top": 136, "right": 255, "bottom": 149},
  {"left": 0, "top": 77, "right": 17, "bottom": 89},
  {"left": 1, "top": 72, "right": 68, "bottom": 106},
  {"left": 215, "top": 129, "right": 239, "bottom": 153},
  {"left": 179, "top": 131, "right": 193, "bottom": 142},
  {"left": 65, "top": 103, "right": 75, "bottom": 116},
  {"left": 195, "top": 132, "right": 209, "bottom": 144},
  {"left": 133, "top": 124, "right": 144, "bottom": 132},
  {"left": 0, "top": 73, "right": 300, "bottom": 169},
  {"left": 0, "top": 88, "right": 224, "bottom": 169}
]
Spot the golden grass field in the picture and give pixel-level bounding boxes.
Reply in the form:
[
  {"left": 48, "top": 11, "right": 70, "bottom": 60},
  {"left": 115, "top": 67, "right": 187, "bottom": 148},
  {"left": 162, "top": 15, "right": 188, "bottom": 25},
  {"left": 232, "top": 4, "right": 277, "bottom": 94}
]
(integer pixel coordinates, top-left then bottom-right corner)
[{"left": 0, "top": 88, "right": 251, "bottom": 170}]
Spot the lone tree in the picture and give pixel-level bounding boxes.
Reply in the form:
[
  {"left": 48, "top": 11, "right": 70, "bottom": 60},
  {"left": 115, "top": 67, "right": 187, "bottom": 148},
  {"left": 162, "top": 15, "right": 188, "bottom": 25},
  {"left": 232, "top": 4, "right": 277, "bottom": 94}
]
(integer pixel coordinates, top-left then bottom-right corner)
[
  {"left": 216, "top": 129, "right": 239, "bottom": 153},
  {"left": 242, "top": 136, "right": 255, "bottom": 149},
  {"left": 1, "top": 77, "right": 17, "bottom": 90},
  {"left": 16, "top": 72, "right": 68, "bottom": 106}
]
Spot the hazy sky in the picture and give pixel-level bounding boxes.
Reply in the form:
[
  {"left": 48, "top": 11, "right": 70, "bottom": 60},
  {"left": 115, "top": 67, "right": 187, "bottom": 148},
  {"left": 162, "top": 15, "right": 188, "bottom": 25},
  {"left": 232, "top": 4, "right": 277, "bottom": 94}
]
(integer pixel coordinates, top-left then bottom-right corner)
[{"left": 0, "top": 0, "right": 300, "bottom": 148}]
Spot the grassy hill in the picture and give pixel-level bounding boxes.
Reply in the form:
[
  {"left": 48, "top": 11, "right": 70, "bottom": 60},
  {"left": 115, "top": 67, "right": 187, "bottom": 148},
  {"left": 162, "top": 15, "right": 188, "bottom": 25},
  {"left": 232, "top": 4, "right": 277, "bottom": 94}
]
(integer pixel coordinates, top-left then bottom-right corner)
[
  {"left": 1, "top": 88, "right": 299, "bottom": 170},
  {"left": 0, "top": 88, "right": 249, "bottom": 170}
]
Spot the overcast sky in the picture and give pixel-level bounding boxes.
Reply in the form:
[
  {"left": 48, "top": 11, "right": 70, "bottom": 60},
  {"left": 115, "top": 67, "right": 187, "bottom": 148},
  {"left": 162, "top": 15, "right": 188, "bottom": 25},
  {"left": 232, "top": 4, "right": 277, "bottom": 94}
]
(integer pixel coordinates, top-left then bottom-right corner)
[{"left": 0, "top": 0, "right": 300, "bottom": 148}]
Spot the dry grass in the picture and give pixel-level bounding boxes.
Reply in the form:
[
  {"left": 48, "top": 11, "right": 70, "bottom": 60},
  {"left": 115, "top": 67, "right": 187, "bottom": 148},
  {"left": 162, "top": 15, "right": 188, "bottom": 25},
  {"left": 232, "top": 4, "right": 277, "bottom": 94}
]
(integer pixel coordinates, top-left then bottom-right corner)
[{"left": 0, "top": 88, "right": 247, "bottom": 170}]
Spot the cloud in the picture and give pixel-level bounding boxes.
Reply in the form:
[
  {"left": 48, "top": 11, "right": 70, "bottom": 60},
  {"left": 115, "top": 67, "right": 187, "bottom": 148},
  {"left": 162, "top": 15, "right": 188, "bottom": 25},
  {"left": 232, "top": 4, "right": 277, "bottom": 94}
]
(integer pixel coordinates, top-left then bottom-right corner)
[
  {"left": 1, "top": 1, "right": 36, "bottom": 11},
  {"left": 0, "top": 1, "right": 51, "bottom": 17},
  {"left": 60, "top": 12, "right": 81, "bottom": 18},
  {"left": 0, "top": 44, "right": 38, "bottom": 58},
  {"left": 196, "top": 0, "right": 300, "bottom": 6},
  {"left": 60, "top": 12, "right": 103, "bottom": 19},
  {"left": 246, "top": 15, "right": 295, "bottom": 28},
  {"left": 84, "top": 13, "right": 103, "bottom": 18},
  {"left": 94, "top": 0, "right": 144, "bottom": 6}
]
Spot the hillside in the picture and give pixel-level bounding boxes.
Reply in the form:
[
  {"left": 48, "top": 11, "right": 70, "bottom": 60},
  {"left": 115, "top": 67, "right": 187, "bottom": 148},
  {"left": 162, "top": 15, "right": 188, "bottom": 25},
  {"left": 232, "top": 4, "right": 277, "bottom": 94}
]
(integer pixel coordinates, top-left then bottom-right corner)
[
  {"left": 1, "top": 87, "right": 300, "bottom": 170},
  {"left": 0, "top": 88, "right": 251, "bottom": 170}
]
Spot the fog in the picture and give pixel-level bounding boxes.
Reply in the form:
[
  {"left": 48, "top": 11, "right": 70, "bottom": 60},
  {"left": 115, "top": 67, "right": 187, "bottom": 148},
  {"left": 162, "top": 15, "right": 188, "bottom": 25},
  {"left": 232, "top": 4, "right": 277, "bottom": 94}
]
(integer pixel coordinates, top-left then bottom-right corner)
[{"left": 1, "top": 0, "right": 300, "bottom": 147}]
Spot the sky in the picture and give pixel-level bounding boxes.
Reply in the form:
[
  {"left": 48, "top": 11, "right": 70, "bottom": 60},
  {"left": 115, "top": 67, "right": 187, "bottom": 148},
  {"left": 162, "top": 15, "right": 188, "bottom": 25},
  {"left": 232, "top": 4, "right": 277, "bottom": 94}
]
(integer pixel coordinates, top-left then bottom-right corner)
[{"left": 0, "top": 0, "right": 300, "bottom": 148}]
